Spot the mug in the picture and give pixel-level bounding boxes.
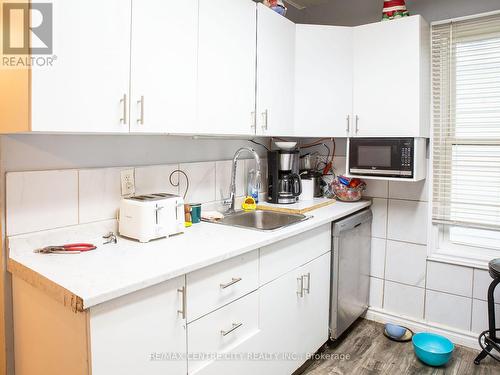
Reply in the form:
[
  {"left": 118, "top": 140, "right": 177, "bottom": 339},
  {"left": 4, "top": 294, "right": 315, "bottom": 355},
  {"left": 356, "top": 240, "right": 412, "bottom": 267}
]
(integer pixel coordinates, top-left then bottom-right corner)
[{"left": 190, "top": 203, "right": 201, "bottom": 224}]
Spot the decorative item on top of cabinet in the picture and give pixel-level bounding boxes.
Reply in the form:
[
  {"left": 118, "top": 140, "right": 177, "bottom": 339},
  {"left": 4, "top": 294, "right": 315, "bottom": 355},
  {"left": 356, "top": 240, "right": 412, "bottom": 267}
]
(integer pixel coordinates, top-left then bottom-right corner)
[{"left": 382, "top": 0, "right": 410, "bottom": 21}]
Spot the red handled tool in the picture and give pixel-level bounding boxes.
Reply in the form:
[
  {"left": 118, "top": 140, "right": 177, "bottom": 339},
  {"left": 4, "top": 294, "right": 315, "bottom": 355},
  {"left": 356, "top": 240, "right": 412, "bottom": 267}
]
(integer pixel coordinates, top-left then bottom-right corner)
[{"left": 34, "top": 243, "right": 97, "bottom": 254}]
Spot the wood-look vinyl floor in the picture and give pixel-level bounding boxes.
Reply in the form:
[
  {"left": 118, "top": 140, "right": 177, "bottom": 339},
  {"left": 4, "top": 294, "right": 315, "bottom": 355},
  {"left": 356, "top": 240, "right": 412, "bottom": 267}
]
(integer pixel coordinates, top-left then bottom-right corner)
[{"left": 300, "top": 319, "right": 500, "bottom": 375}]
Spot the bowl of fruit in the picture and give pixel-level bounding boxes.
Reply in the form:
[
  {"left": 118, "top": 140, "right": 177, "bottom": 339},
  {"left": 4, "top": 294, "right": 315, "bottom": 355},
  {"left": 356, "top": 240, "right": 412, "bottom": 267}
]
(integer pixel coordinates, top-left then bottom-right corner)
[{"left": 331, "top": 176, "right": 366, "bottom": 202}]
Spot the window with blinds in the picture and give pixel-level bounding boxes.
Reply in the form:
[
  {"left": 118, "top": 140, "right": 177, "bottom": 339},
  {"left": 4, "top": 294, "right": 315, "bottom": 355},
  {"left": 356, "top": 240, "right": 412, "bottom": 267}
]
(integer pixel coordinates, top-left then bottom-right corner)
[{"left": 432, "top": 13, "right": 500, "bottom": 233}]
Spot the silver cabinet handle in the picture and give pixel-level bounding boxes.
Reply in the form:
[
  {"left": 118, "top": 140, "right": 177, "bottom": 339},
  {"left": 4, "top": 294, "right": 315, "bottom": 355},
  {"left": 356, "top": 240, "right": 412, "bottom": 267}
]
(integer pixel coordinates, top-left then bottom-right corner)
[
  {"left": 346, "top": 115, "right": 350, "bottom": 133},
  {"left": 355, "top": 115, "right": 359, "bottom": 134},
  {"left": 137, "top": 95, "right": 144, "bottom": 125},
  {"left": 221, "top": 322, "right": 243, "bottom": 337},
  {"left": 297, "top": 276, "right": 304, "bottom": 298},
  {"left": 177, "top": 287, "right": 186, "bottom": 319},
  {"left": 251, "top": 111, "right": 256, "bottom": 131},
  {"left": 302, "top": 273, "right": 311, "bottom": 294},
  {"left": 120, "top": 94, "right": 127, "bottom": 125},
  {"left": 220, "top": 277, "right": 242, "bottom": 289},
  {"left": 261, "top": 109, "right": 268, "bottom": 131}
]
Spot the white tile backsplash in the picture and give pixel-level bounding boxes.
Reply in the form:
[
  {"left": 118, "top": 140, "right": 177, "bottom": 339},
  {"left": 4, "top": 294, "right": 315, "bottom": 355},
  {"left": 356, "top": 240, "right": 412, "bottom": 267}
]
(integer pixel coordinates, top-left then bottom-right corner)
[
  {"left": 471, "top": 299, "right": 500, "bottom": 334},
  {"left": 79, "top": 168, "right": 124, "bottom": 223},
  {"left": 371, "top": 198, "right": 388, "bottom": 239},
  {"left": 425, "top": 290, "right": 472, "bottom": 331},
  {"left": 426, "top": 261, "right": 473, "bottom": 298},
  {"left": 6, "top": 170, "right": 79, "bottom": 235},
  {"left": 389, "top": 179, "right": 428, "bottom": 202},
  {"left": 135, "top": 164, "right": 180, "bottom": 197},
  {"left": 473, "top": 269, "right": 500, "bottom": 302},
  {"left": 179, "top": 161, "right": 216, "bottom": 204},
  {"left": 369, "top": 277, "right": 384, "bottom": 309},
  {"left": 385, "top": 240, "right": 427, "bottom": 287},
  {"left": 364, "top": 180, "right": 388, "bottom": 199},
  {"left": 215, "top": 160, "right": 246, "bottom": 201},
  {"left": 370, "top": 237, "right": 386, "bottom": 279},
  {"left": 387, "top": 200, "right": 428, "bottom": 244},
  {"left": 384, "top": 281, "right": 425, "bottom": 319},
  {"left": 332, "top": 156, "right": 346, "bottom": 176}
]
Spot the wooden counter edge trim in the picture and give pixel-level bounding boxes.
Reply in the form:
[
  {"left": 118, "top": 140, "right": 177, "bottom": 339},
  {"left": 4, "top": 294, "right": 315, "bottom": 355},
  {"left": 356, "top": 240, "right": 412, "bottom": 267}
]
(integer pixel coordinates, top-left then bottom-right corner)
[{"left": 7, "top": 258, "right": 85, "bottom": 313}]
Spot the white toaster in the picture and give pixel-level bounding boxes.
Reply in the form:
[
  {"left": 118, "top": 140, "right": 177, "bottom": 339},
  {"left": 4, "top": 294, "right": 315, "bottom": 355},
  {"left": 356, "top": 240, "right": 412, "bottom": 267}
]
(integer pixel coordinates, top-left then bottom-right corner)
[{"left": 119, "top": 193, "right": 185, "bottom": 243}]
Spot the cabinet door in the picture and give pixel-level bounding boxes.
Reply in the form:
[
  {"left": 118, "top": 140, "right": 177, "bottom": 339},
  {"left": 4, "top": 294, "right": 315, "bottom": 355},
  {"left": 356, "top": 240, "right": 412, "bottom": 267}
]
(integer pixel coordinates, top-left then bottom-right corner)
[
  {"left": 258, "top": 266, "right": 304, "bottom": 375},
  {"left": 256, "top": 3, "right": 295, "bottom": 137},
  {"left": 31, "top": 0, "right": 131, "bottom": 133},
  {"left": 90, "top": 276, "right": 187, "bottom": 375},
  {"left": 353, "top": 16, "right": 428, "bottom": 137},
  {"left": 197, "top": 0, "right": 257, "bottom": 136},
  {"left": 130, "top": 0, "right": 198, "bottom": 134},
  {"left": 188, "top": 291, "right": 260, "bottom": 374},
  {"left": 295, "top": 25, "right": 353, "bottom": 138},
  {"left": 296, "top": 253, "right": 331, "bottom": 355}
]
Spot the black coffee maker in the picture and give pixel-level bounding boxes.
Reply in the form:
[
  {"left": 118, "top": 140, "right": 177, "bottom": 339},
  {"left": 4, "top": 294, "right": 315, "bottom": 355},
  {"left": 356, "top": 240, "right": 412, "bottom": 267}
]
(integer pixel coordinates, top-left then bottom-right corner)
[{"left": 267, "top": 150, "right": 302, "bottom": 204}]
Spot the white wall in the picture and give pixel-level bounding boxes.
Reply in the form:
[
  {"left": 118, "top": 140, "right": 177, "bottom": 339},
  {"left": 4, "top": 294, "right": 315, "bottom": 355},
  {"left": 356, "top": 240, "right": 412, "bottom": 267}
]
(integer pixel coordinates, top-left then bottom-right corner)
[
  {"left": 363, "top": 173, "right": 499, "bottom": 347},
  {"left": 290, "top": 0, "right": 500, "bottom": 25}
]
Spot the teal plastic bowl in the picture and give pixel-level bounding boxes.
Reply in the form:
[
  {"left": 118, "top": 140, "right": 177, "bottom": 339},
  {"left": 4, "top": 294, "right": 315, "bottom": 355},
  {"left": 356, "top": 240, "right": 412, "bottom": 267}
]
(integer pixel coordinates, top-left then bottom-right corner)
[{"left": 412, "top": 333, "right": 454, "bottom": 367}]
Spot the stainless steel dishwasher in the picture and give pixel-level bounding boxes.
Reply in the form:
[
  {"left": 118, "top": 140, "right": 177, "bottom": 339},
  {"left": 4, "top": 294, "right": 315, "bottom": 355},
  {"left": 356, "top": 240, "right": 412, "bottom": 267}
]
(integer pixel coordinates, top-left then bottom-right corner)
[{"left": 329, "top": 209, "right": 372, "bottom": 340}]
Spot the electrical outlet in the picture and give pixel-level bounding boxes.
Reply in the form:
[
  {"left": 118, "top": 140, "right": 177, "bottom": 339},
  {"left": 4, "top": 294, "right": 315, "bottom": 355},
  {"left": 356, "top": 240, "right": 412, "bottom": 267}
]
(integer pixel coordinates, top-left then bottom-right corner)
[{"left": 121, "top": 169, "right": 135, "bottom": 196}]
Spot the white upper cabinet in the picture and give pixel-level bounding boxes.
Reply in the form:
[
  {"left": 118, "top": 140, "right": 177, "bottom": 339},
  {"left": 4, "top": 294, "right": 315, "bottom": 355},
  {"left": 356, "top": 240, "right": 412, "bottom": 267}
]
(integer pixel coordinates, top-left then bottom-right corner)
[
  {"left": 256, "top": 3, "right": 296, "bottom": 137},
  {"left": 31, "top": 0, "right": 132, "bottom": 133},
  {"left": 294, "top": 25, "right": 353, "bottom": 138},
  {"left": 197, "top": 0, "right": 257, "bottom": 136},
  {"left": 129, "top": 0, "right": 198, "bottom": 134},
  {"left": 352, "top": 15, "right": 430, "bottom": 138}
]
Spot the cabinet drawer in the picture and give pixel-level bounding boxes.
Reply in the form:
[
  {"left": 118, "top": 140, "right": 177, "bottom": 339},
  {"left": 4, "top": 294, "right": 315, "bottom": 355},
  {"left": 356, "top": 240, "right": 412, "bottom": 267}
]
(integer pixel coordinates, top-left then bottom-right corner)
[
  {"left": 186, "top": 250, "right": 258, "bottom": 321},
  {"left": 187, "top": 291, "right": 259, "bottom": 374},
  {"left": 260, "top": 223, "right": 331, "bottom": 285}
]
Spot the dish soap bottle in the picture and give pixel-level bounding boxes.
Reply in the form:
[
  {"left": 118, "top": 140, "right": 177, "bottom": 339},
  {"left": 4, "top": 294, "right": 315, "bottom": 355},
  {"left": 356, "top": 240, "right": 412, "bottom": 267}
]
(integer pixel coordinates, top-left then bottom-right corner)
[{"left": 247, "top": 169, "right": 261, "bottom": 203}]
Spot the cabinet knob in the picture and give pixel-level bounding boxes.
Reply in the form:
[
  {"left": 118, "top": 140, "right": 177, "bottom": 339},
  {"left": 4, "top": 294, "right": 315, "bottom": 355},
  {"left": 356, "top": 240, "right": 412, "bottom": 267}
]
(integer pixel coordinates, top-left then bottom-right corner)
[{"left": 355, "top": 115, "right": 359, "bottom": 134}]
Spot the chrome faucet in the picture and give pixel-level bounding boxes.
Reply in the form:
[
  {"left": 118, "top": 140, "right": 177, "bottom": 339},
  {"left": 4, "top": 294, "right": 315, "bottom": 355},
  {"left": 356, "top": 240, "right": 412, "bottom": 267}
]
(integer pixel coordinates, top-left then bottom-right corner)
[{"left": 224, "top": 147, "right": 261, "bottom": 214}]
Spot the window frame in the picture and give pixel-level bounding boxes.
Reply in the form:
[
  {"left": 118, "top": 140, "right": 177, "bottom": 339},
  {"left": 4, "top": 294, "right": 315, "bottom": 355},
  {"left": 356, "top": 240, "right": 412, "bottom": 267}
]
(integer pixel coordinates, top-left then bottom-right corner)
[{"left": 430, "top": 11, "right": 500, "bottom": 266}]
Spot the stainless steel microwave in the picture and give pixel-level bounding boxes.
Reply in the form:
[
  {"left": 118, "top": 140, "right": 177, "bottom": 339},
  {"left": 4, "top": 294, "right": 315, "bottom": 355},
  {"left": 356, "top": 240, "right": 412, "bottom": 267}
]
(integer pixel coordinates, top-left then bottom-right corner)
[{"left": 347, "top": 138, "right": 427, "bottom": 181}]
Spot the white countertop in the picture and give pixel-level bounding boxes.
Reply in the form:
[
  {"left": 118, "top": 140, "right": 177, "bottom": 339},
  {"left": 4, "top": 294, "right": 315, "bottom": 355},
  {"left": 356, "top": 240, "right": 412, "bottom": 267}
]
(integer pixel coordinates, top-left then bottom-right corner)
[{"left": 8, "top": 200, "right": 371, "bottom": 309}]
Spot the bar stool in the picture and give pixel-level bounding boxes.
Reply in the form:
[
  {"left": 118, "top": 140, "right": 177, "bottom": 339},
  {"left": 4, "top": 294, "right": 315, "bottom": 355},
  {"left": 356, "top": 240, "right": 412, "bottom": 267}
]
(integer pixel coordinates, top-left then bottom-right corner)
[{"left": 474, "top": 258, "right": 500, "bottom": 365}]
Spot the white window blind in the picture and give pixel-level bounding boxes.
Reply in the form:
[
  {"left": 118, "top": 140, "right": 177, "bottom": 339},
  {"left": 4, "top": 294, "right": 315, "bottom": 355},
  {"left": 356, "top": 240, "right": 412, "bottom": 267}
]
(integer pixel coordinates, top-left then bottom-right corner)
[{"left": 432, "top": 13, "right": 500, "bottom": 231}]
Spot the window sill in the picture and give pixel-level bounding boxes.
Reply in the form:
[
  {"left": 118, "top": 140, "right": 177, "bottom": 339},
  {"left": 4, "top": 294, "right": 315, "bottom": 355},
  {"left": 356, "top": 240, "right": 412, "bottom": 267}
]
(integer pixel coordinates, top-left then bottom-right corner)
[{"left": 427, "top": 254, "right": 489, "bottom": 270}]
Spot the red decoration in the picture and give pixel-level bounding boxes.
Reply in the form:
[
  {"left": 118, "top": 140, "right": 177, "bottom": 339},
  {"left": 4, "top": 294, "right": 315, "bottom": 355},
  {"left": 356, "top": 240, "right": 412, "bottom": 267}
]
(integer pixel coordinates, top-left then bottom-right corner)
[{"left": 382, "top": 0, "right": 410, "bottom": 20}]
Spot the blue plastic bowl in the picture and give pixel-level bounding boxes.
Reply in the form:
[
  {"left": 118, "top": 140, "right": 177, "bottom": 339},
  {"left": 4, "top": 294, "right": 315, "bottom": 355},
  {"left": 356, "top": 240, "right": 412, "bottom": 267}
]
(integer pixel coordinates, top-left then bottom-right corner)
[
  {"left": 412, "top": 332, "right": 454, "bottom": 367},
  {"left": 385, "top": 323, "right": 406, "bottom": 339}
]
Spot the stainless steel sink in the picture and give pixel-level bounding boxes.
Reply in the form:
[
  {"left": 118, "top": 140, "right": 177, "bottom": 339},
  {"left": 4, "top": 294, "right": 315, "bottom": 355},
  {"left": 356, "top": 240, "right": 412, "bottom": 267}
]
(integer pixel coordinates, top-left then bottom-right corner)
[{"left": 204, "top": 210, "right": 309, "bottom": 231}]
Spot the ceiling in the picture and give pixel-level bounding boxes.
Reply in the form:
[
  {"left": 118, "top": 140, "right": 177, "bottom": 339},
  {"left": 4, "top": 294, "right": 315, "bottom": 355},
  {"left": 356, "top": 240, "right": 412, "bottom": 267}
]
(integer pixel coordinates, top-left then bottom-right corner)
[{"left": 284, "top": 0, "right": 330, "bottom": 10}]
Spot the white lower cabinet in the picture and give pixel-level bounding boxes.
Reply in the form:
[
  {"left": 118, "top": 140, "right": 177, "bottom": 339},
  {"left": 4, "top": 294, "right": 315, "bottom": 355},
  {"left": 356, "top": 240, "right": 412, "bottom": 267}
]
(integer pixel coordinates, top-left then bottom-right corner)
[
  {"left": 258, "top": 252, "right": 331, "bottom": 375},
  {"left": 89, "top": 275, "right": 187, "bottom": 375},
  {"left": 89, "top": 228, "right": 332, "bottom": 375},
  {"left": 187, "top": 291, "right": 260, "bottom": 374}
]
